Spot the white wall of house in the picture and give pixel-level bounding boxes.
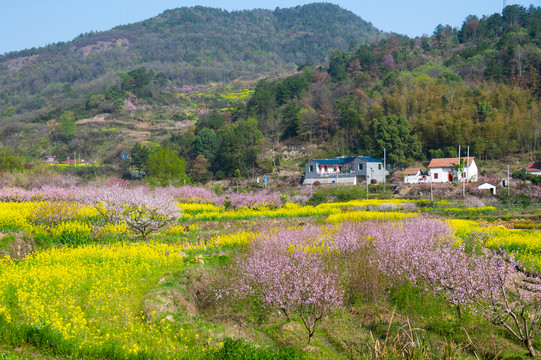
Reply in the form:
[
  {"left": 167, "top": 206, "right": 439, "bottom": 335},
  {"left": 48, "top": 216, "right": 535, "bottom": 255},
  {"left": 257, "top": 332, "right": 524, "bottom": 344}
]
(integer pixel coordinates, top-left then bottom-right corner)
[
  {"left": 404, "top": 175, "right": 417, "bottom": 184},
  {"left": 429, "top": 163, "right": 478, "bottom": 183},
  {"left": 305, "top": 157, "right": 386, "bottom": 184},
  {"left": 463, "top": 162, "right": 478, "bottom": 182},
  {"left": 429, "top": 167, "right": 452, "bottom": 183},
  {"left": 365, "top": 163, "right": 386, "bottom": 183},
  {"left": 404, "top": 175, "right": 422, "bottom": 183},
  {"left": 303, "top": 177, "right": 357, "bottom": 186}
]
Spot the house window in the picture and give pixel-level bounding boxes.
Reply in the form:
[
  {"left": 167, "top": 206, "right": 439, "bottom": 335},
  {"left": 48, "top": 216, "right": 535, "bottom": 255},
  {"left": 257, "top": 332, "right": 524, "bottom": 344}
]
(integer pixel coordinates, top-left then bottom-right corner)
[
  {"left": 434, "top": 173, "right": 439, "bottom": 180},
  {"left": 378, "top": 164, "right": 382, "bottom": 170},
  {"left": 358, "top": 163, "right": 363, "bottom": 170},
  {"left": 309, "top": 165, "right": 314, "bottom": 172}
]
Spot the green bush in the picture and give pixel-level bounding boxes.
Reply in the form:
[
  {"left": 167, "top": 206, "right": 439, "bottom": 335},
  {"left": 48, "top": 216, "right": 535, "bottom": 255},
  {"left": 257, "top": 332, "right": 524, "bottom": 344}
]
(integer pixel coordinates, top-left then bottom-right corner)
[
  {"left": 208, "top": 338, "right": 306, "bottom": 360},
  {"left": 334, "top": 186, "right": 365, "bottom": 202},
  {"left": 306, "top": 191, "right": 326, "bottom": 206},
  {"left": 307, "top": 186, "right": 366, "bottom": 206}
]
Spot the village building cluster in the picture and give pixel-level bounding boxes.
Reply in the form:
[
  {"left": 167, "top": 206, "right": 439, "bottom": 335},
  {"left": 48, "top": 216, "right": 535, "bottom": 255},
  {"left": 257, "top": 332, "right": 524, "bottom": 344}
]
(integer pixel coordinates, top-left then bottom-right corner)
[
  {"left": 403, "top": 157, "right": 478, "bottom": 184},
  {"left": 301, "top": 155, "right": 541, "bottom": 196},
  {"left": 43, "top": 154, "right": 89, "bottom": 165},
  {"left": 303, "top": 155, "right": 482, "bottom": 186}
]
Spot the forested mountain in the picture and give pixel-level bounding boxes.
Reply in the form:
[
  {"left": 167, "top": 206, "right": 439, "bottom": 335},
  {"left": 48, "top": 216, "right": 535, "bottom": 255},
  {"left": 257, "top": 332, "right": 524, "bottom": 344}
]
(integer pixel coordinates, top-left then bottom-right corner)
[
  {"left": 236, "top": 4, "right": 541, "bottom": 170},
  {"left": 0, "top": 3, "right": 381, "bottom": 119}
]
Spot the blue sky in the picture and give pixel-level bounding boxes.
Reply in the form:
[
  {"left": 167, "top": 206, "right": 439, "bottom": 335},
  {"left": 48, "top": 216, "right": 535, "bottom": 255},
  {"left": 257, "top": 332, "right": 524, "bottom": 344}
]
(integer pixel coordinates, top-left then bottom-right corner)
[{"left": 1, "top": 0, "right": 539, "bottom": 54}]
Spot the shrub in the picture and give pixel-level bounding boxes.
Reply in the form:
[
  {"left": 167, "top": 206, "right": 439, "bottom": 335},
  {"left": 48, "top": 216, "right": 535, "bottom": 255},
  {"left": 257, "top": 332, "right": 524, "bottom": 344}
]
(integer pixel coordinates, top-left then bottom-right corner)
[
  {"left": 210, "top": 338, "right": 306, "bottom": 359},
  {"left": 306, "top": 191, "right": 326, "bottom": 206}
]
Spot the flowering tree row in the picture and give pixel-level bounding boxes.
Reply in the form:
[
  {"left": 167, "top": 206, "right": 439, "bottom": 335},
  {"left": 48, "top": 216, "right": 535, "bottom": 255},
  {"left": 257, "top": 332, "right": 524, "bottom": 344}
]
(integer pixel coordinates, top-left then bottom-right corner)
[
  {"left": 222, "top": 218, "right": 541, "bottom": 355},
  {"left": 0, "top": 184, "right": 296, "bottom": 208}
]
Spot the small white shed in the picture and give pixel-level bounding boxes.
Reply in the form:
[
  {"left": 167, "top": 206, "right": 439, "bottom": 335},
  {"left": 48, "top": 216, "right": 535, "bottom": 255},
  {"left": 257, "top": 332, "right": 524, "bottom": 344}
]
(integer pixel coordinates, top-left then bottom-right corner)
[{"left": 478, "top": 182, "right": 497, "bottom": 195}]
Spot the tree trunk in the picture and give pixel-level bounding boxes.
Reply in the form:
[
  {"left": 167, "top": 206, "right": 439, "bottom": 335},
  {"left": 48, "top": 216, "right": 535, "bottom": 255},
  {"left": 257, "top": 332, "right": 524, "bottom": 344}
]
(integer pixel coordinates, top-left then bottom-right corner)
[
  {"left": 307, "top": 330, "right": 314, "bottom": 344},
  {"left": 525, "top": 338, "right": 539, "bottom": 357}
]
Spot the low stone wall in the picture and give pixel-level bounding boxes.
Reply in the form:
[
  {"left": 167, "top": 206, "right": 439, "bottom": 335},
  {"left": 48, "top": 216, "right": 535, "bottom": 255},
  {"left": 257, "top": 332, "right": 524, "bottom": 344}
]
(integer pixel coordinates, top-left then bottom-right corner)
[{"left": 303, "top": 177, "right": 357, "bottom": 186}]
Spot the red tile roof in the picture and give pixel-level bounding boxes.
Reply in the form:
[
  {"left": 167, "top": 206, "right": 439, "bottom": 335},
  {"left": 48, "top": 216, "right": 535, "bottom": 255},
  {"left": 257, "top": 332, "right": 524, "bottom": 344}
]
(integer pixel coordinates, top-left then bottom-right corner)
[
  {"left": 428, "top": 157, "right": 476, "bottom": 168},
  {"left": 526, "top": 161, "right": 541, "bottom": 172},
  {"left": 404, "top": 168, "right": 421, "bottom": 175}
]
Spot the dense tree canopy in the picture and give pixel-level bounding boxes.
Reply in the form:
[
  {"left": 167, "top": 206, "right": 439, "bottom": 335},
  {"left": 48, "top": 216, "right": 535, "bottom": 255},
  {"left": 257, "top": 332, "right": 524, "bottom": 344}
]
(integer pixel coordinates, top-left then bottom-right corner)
[
  {"left": 0, "top": 147, "right": 23, "bottom": 172},
  {"left": 146, "top": 147, "right": 188, "bottom": 186},
  {"left": 372, "top": 115, "right": 423, "bottom": 166}
]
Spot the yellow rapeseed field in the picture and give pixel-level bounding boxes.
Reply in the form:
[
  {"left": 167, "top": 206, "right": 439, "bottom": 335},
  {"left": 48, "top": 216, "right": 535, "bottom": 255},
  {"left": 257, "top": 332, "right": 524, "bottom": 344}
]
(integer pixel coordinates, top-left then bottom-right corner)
[
  {"left": 447, "top": 219, "right": 541, "bottom": 267},
  {"left": 0, "top": 242, "right": 224, "bottom": 355},
  {"left": 326, "top": 210, "right": 419, "bottom": 224}
]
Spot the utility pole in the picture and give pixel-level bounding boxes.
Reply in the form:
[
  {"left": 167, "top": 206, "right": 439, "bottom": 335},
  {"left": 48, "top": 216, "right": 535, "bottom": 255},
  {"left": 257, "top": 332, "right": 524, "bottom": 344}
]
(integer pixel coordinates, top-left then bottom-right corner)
[
  {"left": 430, "top": 172, "right": 433, "bottom": 203},
  {"left": 464, "top": 145, "right": 469, "bottom": 196},
  {"left": 507, "top": 165, "right": 510, "bottom": 197},
  {"left": 458, "top": 145, "right": 461, "bottom": 183},
  {"left": 366, "top": 168, "right": 369, "bottom": 200},
  {"left": 383, "top": 148, "right": 386, "bottom": 190}
]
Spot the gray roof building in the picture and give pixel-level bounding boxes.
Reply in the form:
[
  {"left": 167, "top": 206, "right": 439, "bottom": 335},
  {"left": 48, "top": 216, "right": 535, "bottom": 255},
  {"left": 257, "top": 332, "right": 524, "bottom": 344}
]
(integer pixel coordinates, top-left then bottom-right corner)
[{"left": 303, "top": 156, "right": 386, "bottom": 185}]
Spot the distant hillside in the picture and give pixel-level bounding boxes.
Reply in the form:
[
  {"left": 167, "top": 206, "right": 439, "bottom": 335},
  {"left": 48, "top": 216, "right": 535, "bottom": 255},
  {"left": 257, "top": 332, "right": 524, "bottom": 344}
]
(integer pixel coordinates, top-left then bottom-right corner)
[{"left": 0, "top": 3, "right": 382, "bottom": 118}]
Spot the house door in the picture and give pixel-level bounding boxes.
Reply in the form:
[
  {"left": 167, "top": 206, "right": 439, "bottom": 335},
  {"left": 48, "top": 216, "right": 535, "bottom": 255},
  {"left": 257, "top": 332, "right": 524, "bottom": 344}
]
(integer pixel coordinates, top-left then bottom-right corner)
[{"left": 448, "top": 173, "right": 453, "bottom": 182}]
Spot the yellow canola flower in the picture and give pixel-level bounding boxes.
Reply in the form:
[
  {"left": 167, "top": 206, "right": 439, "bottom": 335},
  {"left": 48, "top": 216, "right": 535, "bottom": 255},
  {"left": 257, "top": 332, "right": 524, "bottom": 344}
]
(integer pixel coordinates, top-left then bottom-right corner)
[
  {"left": 446, "top": 218, "right": 541, "bottom": 268},
  {"left": 165, "top": 223, "right": 199, "bottom": 236},
  {"left": 97, "top": 222, "right": 132, "bottom": 237},
  {"left": 207, "top": 231, "right": 256, "bottom": 247},
  {"left": 178, "top": 203, "right": 340, "bottom": 222},
  {"left": 315, "top": 199, "right": 414, "bottom": 211},
  {"left": 442, "top": 206, "right": 497, "bottom": 213},
  {"left": 48, "top": 221, "right": 92, "bottom": 239},
  {"left": 0, "top": 201, "right": 97, "bottom": 233},
  {"left": 180, "top": 203, "right": 222, "bottom": 214},
  {"left": 326, "top": 211, "right": 419, "bottom": 224},
  {"left": 0, "top": 202, "right": 35, "bottom": 230},
  {"left": 0, "top": 242, "right": 188, "bottom": 352},
  {"left": 0, "top": 305, "right": 12, "bottom": 323}
]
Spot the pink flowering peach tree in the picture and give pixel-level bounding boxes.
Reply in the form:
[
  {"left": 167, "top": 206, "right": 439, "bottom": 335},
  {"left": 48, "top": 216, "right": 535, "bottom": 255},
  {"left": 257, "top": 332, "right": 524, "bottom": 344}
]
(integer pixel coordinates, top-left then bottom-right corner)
[
  {"left": 79, "top": 185, "right": 182, "bottom": 240},
  {"left": 226, "top": 226, "right": 343, "bottom": 344}
]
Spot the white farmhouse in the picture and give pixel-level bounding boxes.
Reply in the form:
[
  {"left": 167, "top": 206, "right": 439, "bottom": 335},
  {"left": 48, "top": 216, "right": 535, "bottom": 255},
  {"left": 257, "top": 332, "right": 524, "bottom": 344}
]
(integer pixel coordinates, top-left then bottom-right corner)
[
  {"left": 428, "top": 157, "right": 478, "bottom": 183},
  {"left": 525, "top": 162, "right": 541, "bottom": 175},
  {"left": 403, "top": 168, "right": 425, "bottom": 184}
]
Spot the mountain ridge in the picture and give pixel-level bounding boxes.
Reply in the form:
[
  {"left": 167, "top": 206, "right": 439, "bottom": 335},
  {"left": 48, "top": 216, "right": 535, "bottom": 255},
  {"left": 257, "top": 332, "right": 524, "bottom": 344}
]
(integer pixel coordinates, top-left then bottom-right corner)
[{"left": 0, "top": 3, "right": 382, "bottom": 123}]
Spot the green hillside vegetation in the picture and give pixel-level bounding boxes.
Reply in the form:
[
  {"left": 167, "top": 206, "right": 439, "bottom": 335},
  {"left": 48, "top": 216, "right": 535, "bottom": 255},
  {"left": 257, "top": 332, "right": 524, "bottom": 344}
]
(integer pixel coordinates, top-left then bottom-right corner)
[{"left": 0, "top": 4, "right": 540, "bottom": 183}]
